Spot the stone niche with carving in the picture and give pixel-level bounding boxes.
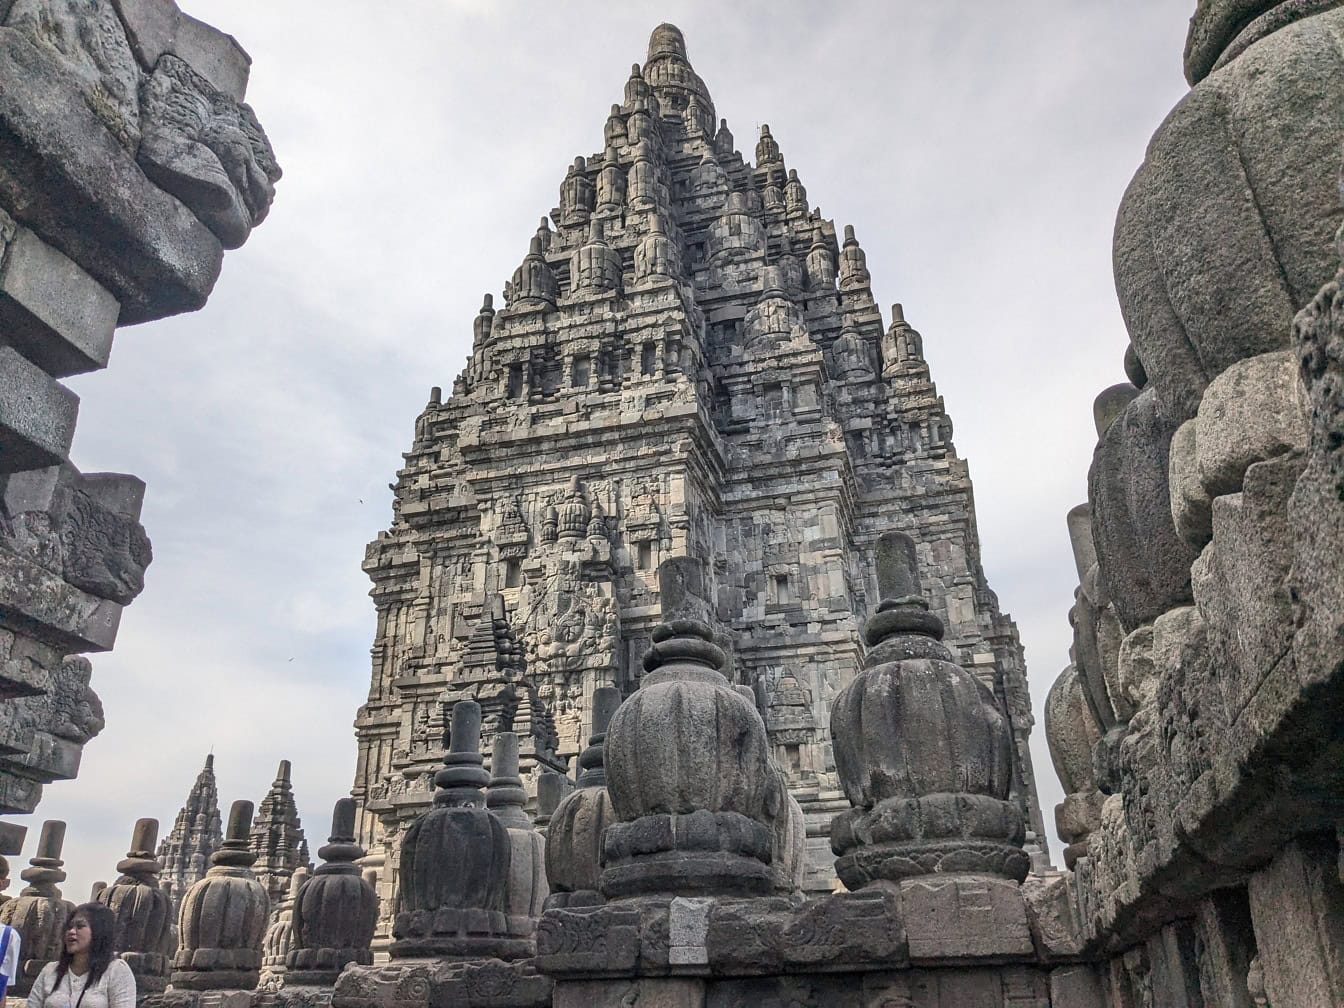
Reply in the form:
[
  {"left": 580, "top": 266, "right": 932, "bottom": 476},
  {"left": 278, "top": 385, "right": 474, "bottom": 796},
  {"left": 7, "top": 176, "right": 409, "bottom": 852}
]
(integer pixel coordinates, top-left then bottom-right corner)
[{"left": 0, "top": 0, "right": 280, "bottom": 854}]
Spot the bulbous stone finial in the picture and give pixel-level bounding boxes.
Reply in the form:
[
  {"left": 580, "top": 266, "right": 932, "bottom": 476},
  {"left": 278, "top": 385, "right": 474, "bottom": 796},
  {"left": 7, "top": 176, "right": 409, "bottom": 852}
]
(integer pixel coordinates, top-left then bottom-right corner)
[
  {"left": 545, "top": 686, "right": 622, "bottom": 908},
  {"left": 286, "top": 798, "right": 376, "bottom": 985},
  {"left": 392, "top": 699, "right": 527, "bottom": 960},
  {"left": 98, "top": 818, "right": 172, "bottom": 995},
  {"left": 172, "top": 800, "right": 270, "bottom": 990},
  {"left": 602, "top": 557, "right": 776, "bottom": 899},
  {"left": 0, "top": 821, "right": 74, "bottom": 996},
  {"left": 828, "top": 535, "right": 1028, "bottom": 888}
]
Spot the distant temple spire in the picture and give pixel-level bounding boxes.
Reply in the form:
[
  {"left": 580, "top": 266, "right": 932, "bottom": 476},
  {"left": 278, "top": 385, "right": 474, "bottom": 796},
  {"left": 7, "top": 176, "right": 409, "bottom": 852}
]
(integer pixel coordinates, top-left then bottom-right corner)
[
  {"left": 249, "top": 758, "right": 312, "bottom": 910},
  {"left": 157, "top": 753, "right": 222, "bottom": 916}
]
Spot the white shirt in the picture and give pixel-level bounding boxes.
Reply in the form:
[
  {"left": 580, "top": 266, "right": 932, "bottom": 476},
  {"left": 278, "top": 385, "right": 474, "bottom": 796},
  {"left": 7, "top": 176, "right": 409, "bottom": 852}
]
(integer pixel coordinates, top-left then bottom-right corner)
[
  {"left": 26, "top": 959, "right": 135, "bottom": 1008},
  {"left": 0, "top": 925, "right": 19, "bottom": 995}
]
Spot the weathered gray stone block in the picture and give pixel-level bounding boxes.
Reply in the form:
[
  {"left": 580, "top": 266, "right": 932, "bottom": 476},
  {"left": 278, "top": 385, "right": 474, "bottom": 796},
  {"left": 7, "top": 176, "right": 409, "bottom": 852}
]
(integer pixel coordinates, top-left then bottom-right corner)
[
  {"left": 1248, "top": 835, "right": 1344, "bottom": 1007},
  {"left": 0, "top": 344, "right": 78, "bottom": 473},
  {"left": 0, "top": 25, "right": 222, "bottom": 322},
  {"left": 1049, "top": 964, "right": 1105, "bottom": 1007},
  {"left": 1093, "top": 383, "right": 1138, "bottom": 439},
  {"left": 900, "top": 876, "right": 1033, "bottom": 962},
  {"left": 1116, "top": 5, "right": 1344, "bottom": 422},
  {"left": 0, "top": 224, "right": 119, "bottom": 377},
  {"left": 1089, "top": 387, "right": 1196, "bottom": 631},
  {"left": 1195, "top": 349, "right": 1306, "bottom": 497},
  {"left": 1191, "top": 451, "right": 1304, "bottom": 722},
  {"left": 1168, "top": 419, "right": 1212, "bottom": 550}
]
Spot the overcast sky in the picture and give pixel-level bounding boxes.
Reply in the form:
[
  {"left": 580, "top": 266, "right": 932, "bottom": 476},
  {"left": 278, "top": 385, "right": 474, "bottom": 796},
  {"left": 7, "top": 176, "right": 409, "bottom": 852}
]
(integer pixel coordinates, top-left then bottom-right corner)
[{"left": 29, "top": 2, "right": 1195, "bottom": 899}]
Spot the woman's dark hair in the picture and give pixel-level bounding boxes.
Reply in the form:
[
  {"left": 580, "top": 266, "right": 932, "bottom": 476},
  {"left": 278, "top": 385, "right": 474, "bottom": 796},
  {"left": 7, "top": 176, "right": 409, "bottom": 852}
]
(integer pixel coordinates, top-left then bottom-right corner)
[{"left": 53, "top": 902, "right": 116, "bottom": 989}]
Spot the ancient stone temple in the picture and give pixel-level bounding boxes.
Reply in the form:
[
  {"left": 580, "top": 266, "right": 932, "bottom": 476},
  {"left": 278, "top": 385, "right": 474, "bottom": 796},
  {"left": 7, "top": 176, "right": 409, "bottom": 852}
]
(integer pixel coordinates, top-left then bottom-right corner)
[
  {"left": 352, "top": 22, "right": 1048, "bottom": 921},
  {"left": 0, "top": 0, "right": 279, "bottom": 859}
]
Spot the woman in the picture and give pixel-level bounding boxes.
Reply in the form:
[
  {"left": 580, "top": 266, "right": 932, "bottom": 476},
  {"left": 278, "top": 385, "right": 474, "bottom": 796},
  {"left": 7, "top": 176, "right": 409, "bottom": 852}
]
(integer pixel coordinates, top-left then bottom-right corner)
[{"left": 26, "top": 903, "right": 134, "bottom": 1008}]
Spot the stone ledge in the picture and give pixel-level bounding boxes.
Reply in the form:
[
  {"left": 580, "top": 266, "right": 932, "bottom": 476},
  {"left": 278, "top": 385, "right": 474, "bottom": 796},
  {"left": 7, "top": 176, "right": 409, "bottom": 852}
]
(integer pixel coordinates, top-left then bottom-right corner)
[
  {"left": 0, "top": 27, "right": 222, "bottom": 324},
  {"left": 0, "top": 345, "right": 78, "bottom": 474},
  {"left": 0, "top": 221, "right": 119, "bottom": 378},
  {"left": 0, "top": 546, "right": 124, "bottom": 652}
]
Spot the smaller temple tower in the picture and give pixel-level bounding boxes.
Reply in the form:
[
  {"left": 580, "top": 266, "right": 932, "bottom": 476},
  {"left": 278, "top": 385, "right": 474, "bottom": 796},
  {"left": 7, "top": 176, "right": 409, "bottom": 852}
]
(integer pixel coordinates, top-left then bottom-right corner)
[
  {"left": 249, "top": 759, "right": 312, "bottom": 910},
  {"left": 157, "top": 755, "right": 222, "bottom": 916}
]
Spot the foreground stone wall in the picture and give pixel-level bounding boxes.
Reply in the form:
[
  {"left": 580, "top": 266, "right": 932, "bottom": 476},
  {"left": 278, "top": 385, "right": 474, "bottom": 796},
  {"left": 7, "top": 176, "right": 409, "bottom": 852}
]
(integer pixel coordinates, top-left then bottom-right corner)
[
  {"left": 0, "top": 0, "right": 279, "bottom": 856},
  {"left": 1044, "top": 2, "right": 1344, "bottom": 1004}
]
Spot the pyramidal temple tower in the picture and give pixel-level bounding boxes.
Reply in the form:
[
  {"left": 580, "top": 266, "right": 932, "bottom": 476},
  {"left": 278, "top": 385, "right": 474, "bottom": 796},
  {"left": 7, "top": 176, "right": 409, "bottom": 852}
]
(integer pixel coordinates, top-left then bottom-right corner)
[
  {"left": 354, "top": 24, "right": 1047, "bottom": 907},
  {"left": 157, "top": 754, "right": 222, "bottom": 915}
]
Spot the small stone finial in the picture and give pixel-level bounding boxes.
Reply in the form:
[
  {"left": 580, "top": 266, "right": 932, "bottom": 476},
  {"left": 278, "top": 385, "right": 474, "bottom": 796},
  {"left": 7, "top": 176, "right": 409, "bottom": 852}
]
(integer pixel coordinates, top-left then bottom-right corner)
[
  {"left": 486, "top": 732, "right": 530, "bottom": 830},
  {"left": 715, "top": 117, "right": 734, "bottom": 155},
  {"left": 576, "top": 686, "right": 621, "bottom": 788},
  {"left": 864, "top": 532, "right": 948, "bottom": 663},
  {"left": 217, "top": 800, "right": 256, "bottom": 865},
  {"left": 756, "top": 123, "right": 782, "bottom": 164},
  {"left": 892, "top": 303, "right": 905, "bottom": 324},
  {"left": 653, "top": 555, "right": 712, "bottom": 628},
  {"left": 647, "top": 22, "right": 689, "bottom": 62},
  {"left": 875, "top": 530, "right": 920, "bottom": 602},
  {"left": 429, "top": 386, "right": 442, "bottom": 405},
  {"left": 36, "top": 820, "right": 64, "bottom": 860},
  {"left": 537, "top": 773, "right": 564, "bottom": 825},
  {"left": 435, "top": 700, "right": 489, "bottom": 807}
]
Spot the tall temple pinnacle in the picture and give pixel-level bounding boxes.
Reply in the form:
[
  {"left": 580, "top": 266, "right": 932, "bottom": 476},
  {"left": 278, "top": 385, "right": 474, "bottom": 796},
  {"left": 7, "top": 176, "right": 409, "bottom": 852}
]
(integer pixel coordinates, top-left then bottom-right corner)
[
  {"left": 157, "top": 753, "right": 222, "bottom": 916},
  {"left": 354, "top": 23, "right": 1047, "bottom": 928}
]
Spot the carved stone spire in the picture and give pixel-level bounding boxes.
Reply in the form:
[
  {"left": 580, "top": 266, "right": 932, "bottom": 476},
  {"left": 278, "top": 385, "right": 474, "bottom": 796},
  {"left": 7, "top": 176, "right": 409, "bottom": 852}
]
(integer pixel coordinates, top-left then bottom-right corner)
[
  {"left": 157, "top": 754, "right": 222, "bottom": 917},
  {"left": 507, "top": 236, "right": 558, "bottom": 311},
  {"left": 838, "top": 224, "right": 871, "bottom": 291},
  {"left": 714, "top": 117, "right": 734, "bottom": 156},
  {"left": 286, "top": 798, "right": 376, "bottom": 986},
  {"left": 98, "top": 818, "right": 173, "bottom": 996},
  {"left": 805, "top": 224, "right": 836, "bottom": 290},
  {"left": 829, "top": 532, "right": 1028, "bottom": 888},
  {"left": 784, "top": 168, "right": 808, "bottom": 215},
  {"left": 391, "top": 700, "right": 530, "bottom": 959},
  {"left": 595, "top": 147, "right": 625, "bottom": 217},
  {"left": 249, "top": 758, "right": 311, "bottom": 911},
  {"left": 602, "top": 558, "right": 777, "bottom": 898},
  {"left": 0, "top": 820, "right": 74, "bottom": 996},
  {"left": 544, "top": 686, "right": 619, "bottom": 908},
  {"left": 172, "top": 800, "right": 270, "bottom": 991},
  {"left": 558, "top": 156, "right": 594, "bottom": 228},
  {"left": 756, "top": 123, "right": 782, "bottom": 165},
  {"left": 634, "top": 213, "right": 677, "bottom": 284},
  {"left": 569, "top": 219, "right": 623, "bottom": 297},
  {"left": 487, "top": 732, "right": 548, "bottom": 926}
]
